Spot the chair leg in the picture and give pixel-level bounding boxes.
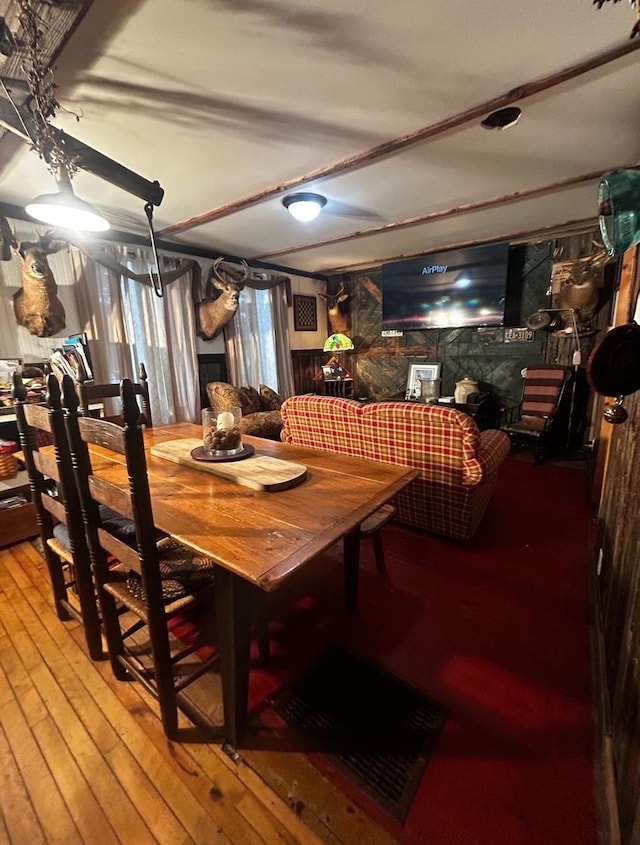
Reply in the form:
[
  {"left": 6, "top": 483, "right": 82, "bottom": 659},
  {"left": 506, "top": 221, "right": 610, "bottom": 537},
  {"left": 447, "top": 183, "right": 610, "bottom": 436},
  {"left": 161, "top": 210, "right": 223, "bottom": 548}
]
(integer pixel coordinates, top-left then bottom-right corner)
[
  {"left": 147, "top": 617, "right": 180, "bottom": 740},
  {"left": 97, "top": 588, "right": 131, "bottom": 682},
  {"left": 73, "top": 563, "right": 105, "bottom": 661},
  {"left": 44, "top": 546, "right": 73, "bottom": 622},
  {"left": 372, "top": 531, "right": 387, "bottom": 575}
]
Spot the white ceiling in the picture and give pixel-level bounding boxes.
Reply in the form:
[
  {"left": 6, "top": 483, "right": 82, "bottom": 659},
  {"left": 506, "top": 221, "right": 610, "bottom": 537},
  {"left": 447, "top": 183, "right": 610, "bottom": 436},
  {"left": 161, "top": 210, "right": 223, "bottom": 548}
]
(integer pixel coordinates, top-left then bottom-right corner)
[{"left": 0, "top": 0, "right": 639, "bottom": 276}]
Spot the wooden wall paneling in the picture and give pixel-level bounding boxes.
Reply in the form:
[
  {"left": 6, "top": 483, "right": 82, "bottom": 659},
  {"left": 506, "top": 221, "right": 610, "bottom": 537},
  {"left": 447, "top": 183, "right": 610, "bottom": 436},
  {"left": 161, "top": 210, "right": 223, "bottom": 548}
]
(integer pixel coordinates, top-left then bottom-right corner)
[
  {"left": 595, "top": 380, "right": 640, "bottom": 841},
  {"left": 521, "top": 242, "right": 554, "bottom": 325},
  {"left": 593, "top": 247, "right": 640, "bottom": 504},
  {"left": 197, "top": 354, "right": 228, "bottom": 408},
  {"left": 291, "top": 349, "right": 325, "bottom": 395}
]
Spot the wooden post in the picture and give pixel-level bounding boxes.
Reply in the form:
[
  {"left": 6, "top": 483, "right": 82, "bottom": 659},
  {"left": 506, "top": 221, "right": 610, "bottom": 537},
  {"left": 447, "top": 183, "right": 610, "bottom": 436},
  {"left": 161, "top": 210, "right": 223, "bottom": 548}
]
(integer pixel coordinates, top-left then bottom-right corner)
[{"left": 592, "top": 245, "right": 640, "bottom": 505}]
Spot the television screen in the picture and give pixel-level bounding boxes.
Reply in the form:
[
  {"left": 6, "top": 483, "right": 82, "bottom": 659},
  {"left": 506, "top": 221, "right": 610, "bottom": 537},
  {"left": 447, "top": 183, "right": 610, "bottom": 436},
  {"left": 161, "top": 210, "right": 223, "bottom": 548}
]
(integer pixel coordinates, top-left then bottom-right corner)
[{"left": 382, "top": 242, "right": 510, "bottom": 331}]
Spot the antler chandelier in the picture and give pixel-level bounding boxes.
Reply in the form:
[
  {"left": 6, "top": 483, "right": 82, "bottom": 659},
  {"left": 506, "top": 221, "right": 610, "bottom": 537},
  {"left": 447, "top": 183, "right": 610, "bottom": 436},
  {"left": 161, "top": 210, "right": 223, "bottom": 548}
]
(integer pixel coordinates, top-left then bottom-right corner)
[{"left": 594, "top": 0, "right": 640, "bottom": 38}]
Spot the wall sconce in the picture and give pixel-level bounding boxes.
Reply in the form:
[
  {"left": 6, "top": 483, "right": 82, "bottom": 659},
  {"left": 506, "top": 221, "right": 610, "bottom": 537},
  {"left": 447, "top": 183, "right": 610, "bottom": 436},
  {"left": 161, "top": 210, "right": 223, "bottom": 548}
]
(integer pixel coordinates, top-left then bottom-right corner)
[{"left": 283, "top": 192, "right": 327, "bottom": 222}]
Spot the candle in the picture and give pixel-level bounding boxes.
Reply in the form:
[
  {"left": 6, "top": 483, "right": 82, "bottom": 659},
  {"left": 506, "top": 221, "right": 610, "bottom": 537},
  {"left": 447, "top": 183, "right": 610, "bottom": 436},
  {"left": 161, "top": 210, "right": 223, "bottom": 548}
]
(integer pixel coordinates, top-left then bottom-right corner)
[{"left": 217, "top": 411, "right": 235, "bottom": 430}]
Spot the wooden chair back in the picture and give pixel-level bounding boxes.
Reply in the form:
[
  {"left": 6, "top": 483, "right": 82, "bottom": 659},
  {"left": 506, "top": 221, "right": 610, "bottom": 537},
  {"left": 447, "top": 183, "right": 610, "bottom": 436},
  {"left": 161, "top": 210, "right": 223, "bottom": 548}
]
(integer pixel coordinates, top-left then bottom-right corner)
[
  {"left": 61, "top": 375, "right": 160, "bottom": 613},
  {"left": 12, "top": 372, "right": 103, "bottom": 660},
  {"left": 76, "top": 362, "right": 153, "bottom": 427},
  {"left": 520, "top": 365, "right": 570, "bottom": 419},
  {"left": 61, "top": 375, "right": 216, "bottom": 739}
]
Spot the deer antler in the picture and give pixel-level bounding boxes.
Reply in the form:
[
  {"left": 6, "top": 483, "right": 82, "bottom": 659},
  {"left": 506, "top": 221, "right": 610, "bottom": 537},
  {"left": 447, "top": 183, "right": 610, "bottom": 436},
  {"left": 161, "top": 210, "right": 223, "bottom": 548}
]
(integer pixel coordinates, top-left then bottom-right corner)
[
  {"left": 213, "top": 257, "right": 250, "bottom": 284},
  {"left": 0, "top": 216, "right": 16, "bottom": 261}
]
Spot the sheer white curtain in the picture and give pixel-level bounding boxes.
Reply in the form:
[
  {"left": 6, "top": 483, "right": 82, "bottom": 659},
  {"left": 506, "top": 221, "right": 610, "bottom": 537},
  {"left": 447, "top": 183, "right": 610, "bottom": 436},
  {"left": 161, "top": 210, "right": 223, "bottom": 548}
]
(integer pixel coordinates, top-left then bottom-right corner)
[
  {"left": 72, "top": 244, "right": 201, "bottom": 424},
  {"left": 224, "top": 282, "right": 294, "bottom": 397}
]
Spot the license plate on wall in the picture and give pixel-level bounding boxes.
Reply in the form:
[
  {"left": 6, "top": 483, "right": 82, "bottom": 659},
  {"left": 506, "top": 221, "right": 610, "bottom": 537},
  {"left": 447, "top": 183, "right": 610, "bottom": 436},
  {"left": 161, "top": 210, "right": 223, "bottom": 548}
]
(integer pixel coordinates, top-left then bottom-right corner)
[{"left": 504, "top": 327, "right": 535, "bottom": 343}]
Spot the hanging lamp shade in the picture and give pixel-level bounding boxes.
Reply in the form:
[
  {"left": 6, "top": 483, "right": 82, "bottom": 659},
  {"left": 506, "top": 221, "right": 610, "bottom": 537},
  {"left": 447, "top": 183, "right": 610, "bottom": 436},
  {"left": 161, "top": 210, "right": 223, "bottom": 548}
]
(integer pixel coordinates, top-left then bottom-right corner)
[
  {"left": 25, "top": 167, "right": 110, "bottom": 232},
  {"left": 323, "top": 333, "right": 354, "bottom": 352}
]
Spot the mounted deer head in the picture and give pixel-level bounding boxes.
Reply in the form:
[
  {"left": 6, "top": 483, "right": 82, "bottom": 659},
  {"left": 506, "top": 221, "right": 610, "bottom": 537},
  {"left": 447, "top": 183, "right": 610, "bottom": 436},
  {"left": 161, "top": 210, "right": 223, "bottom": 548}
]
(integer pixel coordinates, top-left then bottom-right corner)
[
  {"left": 319, "top": 281, "right": 351, "bottom": 335},
  {"left": 195, "top": 257, "right": 250, "bottom": 341},
  {"left": 554, "top": 240, "right": 612, "bottom": 328},
  {"left": 12, "top": 232, "right": 68, "bottom": 337}
]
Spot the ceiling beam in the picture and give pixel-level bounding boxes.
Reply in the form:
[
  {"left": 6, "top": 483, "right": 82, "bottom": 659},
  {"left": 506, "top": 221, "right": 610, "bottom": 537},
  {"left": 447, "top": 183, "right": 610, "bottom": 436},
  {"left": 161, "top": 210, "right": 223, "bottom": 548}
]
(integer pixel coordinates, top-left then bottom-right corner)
[
  {"left": 327, "top": 218, "right": 599, "bottom": 275},
  {"left": 157, "top": 40, "right": 640, "bottom": 238},
  {"left": 0, "top": 201, "right": 329, "bottom": 282},
  {"left": 0, "top": 98, "right": 164, "bottom": 206},
  {"left": 253, "top": 163, "right": 640, "bottom": 261}
]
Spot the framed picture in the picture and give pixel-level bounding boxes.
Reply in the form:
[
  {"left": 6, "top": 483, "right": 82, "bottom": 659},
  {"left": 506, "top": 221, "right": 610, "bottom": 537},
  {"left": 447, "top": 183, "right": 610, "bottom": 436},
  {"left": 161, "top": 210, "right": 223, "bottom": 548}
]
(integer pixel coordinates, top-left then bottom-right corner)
[
  {"left": 405, "top": 362, "right": 441, "bottom": 401},
  {"left": 293, "top": 295, "right": 318, "bottom": 332}
]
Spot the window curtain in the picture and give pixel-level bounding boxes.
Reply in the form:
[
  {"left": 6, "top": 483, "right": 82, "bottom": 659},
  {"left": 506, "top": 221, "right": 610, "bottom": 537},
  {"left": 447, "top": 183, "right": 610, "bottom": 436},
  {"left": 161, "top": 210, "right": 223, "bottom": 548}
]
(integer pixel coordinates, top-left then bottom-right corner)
[
  {"left": 224, "top": 282, "right": 294, "bottom": 397},
  {"left": 72, "top": 244, "right": 201, "bottom": 424},
  {"left": 269, "top": 284, "right": 295, "bottom": 398}
]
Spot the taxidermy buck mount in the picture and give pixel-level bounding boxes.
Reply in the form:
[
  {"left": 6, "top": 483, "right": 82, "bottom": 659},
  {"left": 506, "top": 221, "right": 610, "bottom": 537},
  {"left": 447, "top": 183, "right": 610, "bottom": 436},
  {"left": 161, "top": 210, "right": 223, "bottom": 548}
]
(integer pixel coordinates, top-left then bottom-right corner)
[
  {"left": 0, "top": 217, "right": 67, "bottom": 337},
  {"left": 194, "top": 257, "right": 250, "bottom": 341},
  {"left": 552, "top": 241, "right": 613, "bottom": 331},
  {"left": 319, "top": 281, "right": 351, "bottom": 335}
]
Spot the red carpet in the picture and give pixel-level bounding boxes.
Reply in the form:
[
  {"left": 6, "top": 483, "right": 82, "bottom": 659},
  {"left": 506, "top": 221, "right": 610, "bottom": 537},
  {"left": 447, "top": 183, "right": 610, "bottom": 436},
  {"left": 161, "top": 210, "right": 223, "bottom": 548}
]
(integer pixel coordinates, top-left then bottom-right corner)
[{"left": 246, "top": 457, "right": 598, "bottom": 845}]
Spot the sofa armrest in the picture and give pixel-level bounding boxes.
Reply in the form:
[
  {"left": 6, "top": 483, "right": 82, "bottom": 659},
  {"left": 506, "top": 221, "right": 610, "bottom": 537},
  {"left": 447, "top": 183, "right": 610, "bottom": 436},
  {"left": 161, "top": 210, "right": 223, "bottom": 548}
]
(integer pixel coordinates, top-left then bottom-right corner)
[
  {"left": 476, "top": 429, "right": 511, "bottom": 478},
  {"left": 461, "top": 429, "right": 510, "bottom": 488}
]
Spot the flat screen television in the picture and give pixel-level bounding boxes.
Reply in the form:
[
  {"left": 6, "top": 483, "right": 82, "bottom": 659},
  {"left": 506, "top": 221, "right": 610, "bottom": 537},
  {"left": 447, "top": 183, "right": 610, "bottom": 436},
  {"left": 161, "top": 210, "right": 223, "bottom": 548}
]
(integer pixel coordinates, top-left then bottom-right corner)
[{"left": 382, "top": 242, "right": 511, "bottom": 331}]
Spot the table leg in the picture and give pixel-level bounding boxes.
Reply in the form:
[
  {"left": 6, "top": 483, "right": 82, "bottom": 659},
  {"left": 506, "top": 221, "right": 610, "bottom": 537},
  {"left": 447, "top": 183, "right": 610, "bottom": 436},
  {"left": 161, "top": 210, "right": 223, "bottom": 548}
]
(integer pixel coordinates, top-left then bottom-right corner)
[
  {"left": 343, "top": 528, "right": 361, "bottom": 615},
  {"left": 213, "top": 565, "right": 254, "bottom": 748}
]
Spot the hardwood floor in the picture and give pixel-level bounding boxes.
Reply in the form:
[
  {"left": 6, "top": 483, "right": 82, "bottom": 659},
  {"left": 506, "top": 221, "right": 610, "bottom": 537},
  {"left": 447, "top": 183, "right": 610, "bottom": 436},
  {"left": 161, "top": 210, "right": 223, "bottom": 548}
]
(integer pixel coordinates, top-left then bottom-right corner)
[{"left": 0, "top": 539, "right": 324, "bottom": 845}]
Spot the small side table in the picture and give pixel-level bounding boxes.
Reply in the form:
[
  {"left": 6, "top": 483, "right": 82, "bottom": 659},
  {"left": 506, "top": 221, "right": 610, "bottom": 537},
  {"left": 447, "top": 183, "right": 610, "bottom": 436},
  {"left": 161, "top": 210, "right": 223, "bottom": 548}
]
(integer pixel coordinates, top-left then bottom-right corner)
[{"left": 431, "top": 397, "right": 497, "bottom": 430}]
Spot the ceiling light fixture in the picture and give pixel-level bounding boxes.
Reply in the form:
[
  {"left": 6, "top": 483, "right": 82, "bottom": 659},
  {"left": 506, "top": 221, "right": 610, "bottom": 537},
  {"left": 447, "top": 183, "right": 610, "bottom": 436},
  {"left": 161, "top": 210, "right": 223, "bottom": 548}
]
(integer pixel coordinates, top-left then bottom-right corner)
[
  {"left": 26, "top": 165, "right": 110, "bottom": 232},
  {"left": 6, "top": 0, "right": 165, "bottom": 292},
  {"left": 283, "top": 192, "right": 327, "bottom": 222}
]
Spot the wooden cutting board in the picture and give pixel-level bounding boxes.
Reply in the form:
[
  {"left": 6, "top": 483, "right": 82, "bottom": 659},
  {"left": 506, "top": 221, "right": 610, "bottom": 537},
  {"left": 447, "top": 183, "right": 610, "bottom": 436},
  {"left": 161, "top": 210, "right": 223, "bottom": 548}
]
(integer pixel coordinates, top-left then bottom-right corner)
[{"left": 150, "top": 438, "right": 307, "bottom": 492}]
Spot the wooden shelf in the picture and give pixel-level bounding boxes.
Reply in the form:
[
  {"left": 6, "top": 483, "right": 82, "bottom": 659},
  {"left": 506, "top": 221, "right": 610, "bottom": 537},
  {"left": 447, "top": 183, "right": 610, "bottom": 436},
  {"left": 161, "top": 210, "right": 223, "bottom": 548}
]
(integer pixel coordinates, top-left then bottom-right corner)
[{"left": 0, "top": 470, "right": 38, "bottom": 547}]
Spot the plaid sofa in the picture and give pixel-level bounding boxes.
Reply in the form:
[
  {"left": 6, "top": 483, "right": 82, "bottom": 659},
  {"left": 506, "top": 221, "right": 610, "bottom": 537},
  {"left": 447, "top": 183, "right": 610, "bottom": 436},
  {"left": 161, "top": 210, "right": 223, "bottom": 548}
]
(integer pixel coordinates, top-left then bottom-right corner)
[{"left": 280, "top": 395, "right": 511, "bottom": 541}]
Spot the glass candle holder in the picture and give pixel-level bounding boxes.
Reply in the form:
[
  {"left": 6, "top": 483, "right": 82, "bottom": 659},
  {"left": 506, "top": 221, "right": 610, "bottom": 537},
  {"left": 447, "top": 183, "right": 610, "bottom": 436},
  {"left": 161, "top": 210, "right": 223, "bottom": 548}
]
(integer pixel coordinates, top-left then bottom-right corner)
[{"left": 202, "top": 406, "right": 243, "bottom": 456}]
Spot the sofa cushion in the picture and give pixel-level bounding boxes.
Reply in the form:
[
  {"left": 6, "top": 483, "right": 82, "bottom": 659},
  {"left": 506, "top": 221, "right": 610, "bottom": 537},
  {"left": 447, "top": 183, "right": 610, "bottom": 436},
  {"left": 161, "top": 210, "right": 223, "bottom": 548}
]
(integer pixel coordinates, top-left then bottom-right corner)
[
  {"left": 259, "top": 384, "right": 282, "bottom": 411},
  {"left": 240, "top": 409, "right": 283, "bottom": 438},
  {"left": 207, "top": 382, "right": 242, "bottom": 414},
  {"left": 239, "top": 386, "right": 262, "bottom": 415}
]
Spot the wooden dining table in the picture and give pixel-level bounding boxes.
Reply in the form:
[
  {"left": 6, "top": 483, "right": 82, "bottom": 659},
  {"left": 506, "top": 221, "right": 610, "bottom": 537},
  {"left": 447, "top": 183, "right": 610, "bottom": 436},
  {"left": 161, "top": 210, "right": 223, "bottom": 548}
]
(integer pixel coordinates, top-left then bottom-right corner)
[{"left": 88, "top": 422, "right": 418, "bottom": 748}]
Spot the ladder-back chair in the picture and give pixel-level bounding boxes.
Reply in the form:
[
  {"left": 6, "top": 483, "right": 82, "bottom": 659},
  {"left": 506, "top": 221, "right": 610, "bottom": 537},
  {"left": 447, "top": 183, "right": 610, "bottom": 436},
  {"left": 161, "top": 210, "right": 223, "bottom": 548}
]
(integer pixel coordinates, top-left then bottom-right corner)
[
  {"left": 12, "top": 372, "right": 104, "bottom": 660},
  {"left": 61, "top": 375, "right": 218, "bottom": 739},
  {"left": 77, "top": 362, "right": 152, "bottom": 427},
  {"left": 501, "top": 364, "right": 571, "bottom": 463}
]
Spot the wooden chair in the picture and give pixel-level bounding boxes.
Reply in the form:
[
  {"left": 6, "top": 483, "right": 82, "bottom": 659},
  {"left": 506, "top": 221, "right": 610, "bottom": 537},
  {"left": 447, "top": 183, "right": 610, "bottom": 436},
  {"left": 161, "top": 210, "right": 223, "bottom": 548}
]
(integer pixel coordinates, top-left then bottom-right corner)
[
  {"left": 61, "top": 375, "right": 219, "bottom": 739},
  {"left": 76, "top": 362, "right": 153, "bottom": 427},
  {"left": 501, "top": 364, "right": 571, "bottom": 463},
  {"left": 12, "top": 372, "right": 104, "bottom": 661}
]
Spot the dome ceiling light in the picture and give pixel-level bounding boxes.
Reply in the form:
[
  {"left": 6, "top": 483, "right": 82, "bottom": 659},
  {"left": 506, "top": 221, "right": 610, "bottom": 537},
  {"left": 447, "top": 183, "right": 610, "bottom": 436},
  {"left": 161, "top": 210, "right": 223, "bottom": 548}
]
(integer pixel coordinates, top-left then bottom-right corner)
[{"left": 282, "top": 192, "right": 327, "bottom": 222}]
